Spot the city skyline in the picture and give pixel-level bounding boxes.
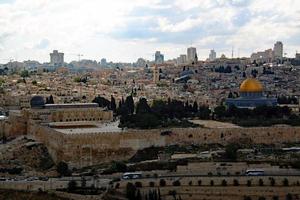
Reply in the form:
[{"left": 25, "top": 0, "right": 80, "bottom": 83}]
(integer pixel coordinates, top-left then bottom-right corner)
[{"left": 0, "top": 0, "right": 300, "bottom": 63}]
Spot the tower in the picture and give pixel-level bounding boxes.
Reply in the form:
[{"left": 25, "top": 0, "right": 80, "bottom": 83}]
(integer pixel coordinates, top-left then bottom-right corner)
[
  {"left": 273, "top": 41, "right": 283, "bottom": 61},
  {"left": 187, "top": 47, "right": 197, "bottom": 63},
  {"left": 50, "top": 50, "right": 64, "bottom": 66},
  {"left": 153, "top": 65, "right": 160, "bottom": 83}
]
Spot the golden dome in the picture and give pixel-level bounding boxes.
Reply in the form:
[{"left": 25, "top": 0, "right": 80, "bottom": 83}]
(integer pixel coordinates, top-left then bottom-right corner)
[{"left": 239, "top": 78, "right": 263, "bottom": 93}]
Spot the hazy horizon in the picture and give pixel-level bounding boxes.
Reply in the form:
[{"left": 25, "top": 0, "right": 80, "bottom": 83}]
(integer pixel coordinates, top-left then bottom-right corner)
[{"left": 0, "top": 0, "right": 300, "bottom": 63}]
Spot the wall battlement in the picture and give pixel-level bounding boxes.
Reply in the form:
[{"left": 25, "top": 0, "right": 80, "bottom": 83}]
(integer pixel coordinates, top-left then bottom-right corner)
[{"left": 30, "top": 123, "right": 300, "bottom": 168}]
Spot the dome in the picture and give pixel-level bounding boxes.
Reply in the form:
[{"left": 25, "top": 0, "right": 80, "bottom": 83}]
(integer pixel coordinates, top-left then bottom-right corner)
[
  {"left": 239, "top": 78, "right": 263, "bottom": 93},
  {"left": 30, "top": 96, "right": 45, "bottom": 108}
]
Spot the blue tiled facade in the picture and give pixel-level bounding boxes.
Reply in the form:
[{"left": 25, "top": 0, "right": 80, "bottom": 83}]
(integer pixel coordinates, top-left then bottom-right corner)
[{"left": 226, "top": 92, "right": 277, "bottom": 108}]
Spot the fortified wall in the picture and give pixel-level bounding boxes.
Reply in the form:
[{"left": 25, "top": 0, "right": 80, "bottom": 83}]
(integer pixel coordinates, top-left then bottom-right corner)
[{"left": 30, "top": 123, "right": 300, "bottom": 168}]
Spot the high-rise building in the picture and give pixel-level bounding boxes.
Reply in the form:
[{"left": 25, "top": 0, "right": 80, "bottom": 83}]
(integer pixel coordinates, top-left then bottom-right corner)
[
  {"left": 187, "top": 47, "right": 197, "bottom": 63},
  {"left": 273, "top": 41, "right": 283, "bottom": 60},
  {"left": 50, "top": 50, "right": 64, "bottom": 66},
  {"left": 209, "top": 50, "right": 216, "bottom": 61},
  {"left": 100, "top": 58, "right": 107, "bottom": 66},
  {"left": 155, "top": 51, "right": 164, "bottom": 64},
  {"left": 177, "top": 54, "right": 187, "bottom": 64}
]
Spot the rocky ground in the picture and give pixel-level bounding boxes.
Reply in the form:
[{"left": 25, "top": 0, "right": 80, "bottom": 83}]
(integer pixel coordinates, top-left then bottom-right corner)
[
  {"left": 0, "top": 136, "right": 56, "bottom": 177},
  {"left": 0, "top": 190, "right": 70, "bottom": 200}
]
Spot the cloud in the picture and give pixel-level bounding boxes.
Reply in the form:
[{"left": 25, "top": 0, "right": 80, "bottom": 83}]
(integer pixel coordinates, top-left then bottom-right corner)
[
  {"left": 35, "top": 38, "right": 50, "bottom": 49},
  {"left": 0, "top": 0, "right": 299, "bottom": 61}
]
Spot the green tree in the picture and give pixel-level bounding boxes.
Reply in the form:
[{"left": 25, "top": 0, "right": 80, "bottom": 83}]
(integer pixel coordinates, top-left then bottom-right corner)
[
  {"left": 81, "top": 176, "right": 86, "bottom": 188},
  {"left": 136, "top": 98, "right": 151, "bottom": 114},
  {"left": 259, "top": 179, "right": 264, "bottom": 186},
  {"left": 233, "top": 179, "right": 239, "bottom": 186},
  {"left": 244, "top": 196, "right": 252, "bottom": 200},
  {"left": 110, "top": 161, "right": 127, "bottom": 172},
  {"left": 125, "top": 95, "right": 134, "bottom": 115},
  {"left": 68, "top": 180, "right": 77, "bottom": 192},
  {"left": 126, "top": 182, "right": 136, "bottom": 200},
  {"left": 159, "top": 179, "right": 166, "bottom": 187},
  {"left": 57, "top": 161, "right": 70, "bottom": 176},
  {"left": 136, "top": 189, "right": 142, "bottom": 200},
  {"left": 270, "top": 177, "right": 275, "bottom": 186},
  {"left": 283, "top": 178, "right": 289, "bottom": 186},
  {"left": 110, "top": 96, "right": 117, "bottom": 113},
  {"left": 247, "top": 180, "right": 252, "bottom": 187},
  {"left": 192, "top": 101, "right": 198, "bottom": 113},
  {"left": 32, "top": 80, "right": 37, "bottom": 85},
  {"left": 221, "top": 179, "right": 227, "bottom": 186},
  {"left": 214, "top": 105, "right": 226, "bottom": 119},
  {"left": 286, "top": 193, "right": 293, "bottom": 200},
  {"left": 225, "top": 143, "right": 240, "bottom": 160},
  {"left": 20, "top": 70, "right": 29, "bottom": 78}
]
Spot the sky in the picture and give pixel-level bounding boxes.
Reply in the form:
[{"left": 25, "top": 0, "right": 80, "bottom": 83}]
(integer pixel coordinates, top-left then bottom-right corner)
[{"left": 0, "top": 0, "right": 300, "bottom": 63}]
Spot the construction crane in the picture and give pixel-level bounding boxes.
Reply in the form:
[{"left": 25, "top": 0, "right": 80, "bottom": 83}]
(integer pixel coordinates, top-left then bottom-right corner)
[
  {"left": 76, "top": 54, "right": 84, "bottom": 62},
  {"left": 67, "top": 53, "right": 84, "bottom": 62}
]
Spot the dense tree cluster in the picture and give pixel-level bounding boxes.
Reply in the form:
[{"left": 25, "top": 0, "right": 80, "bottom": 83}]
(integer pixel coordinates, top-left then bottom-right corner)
[
  {"left": 91, "top": 94, "right": 300, "bottom": 128},
  {"left": 277, "top": 95, "right": 298, "bottom": 104},
  {"left": 45, "top": 95, "right": 54, "bottom": 104},
  {"left": 214, "top": 66, "right": 232, "bottom": 73},
  {"left": 214, "top": 105, "right": 300, "bottom": 127},
  {"left": 118, "top": 97, "right": 210, "bottom": 129}
]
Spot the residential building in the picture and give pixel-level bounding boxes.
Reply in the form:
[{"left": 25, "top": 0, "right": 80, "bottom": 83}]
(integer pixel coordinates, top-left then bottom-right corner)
[
  {"left": 187, "top": 47, "right": 197, "bottom": 63},
  {"left": 50, "top": 50, "right": 64, "bottom": 66},
  {"left": 209, "top": 50, "right": 217, "bottom": 61}
]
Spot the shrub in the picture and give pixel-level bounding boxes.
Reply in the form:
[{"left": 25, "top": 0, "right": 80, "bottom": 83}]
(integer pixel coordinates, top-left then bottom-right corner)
[
  {"left": 126, "top": 183, "right": 136, "bottom": 200},
  {"left": 286, "top": 193, "right": 292, "bottom": 200},
  {"left": 198, "top": 180, "right": 202, "bottom": 186},
  {"left": 272, "top": 196, "right": 279, "bottom": 200},
  {"left": 247, "top": 180, "right": 252, "bottom": 187},
  {"left": 233, "top": 179, "right": 239, "bottom": 186},
  {"left": 149, "top": 182, "right": 155, "bottom": 187},
  {"left": 135, "top": 181, "right": 142, "bottom": 188},
  {"left": 168, "top": 190, "right": 177, "bottom": 196},
  {"left": 57, "top": 161, "right": 70, "bottom": 177},
  {"left": 173, "top": 180, "right": 181, "bottom": 186},
  {"left": 221, "top": 179, "right": 227, "bottom": 186},
  {"left": 111, "top": 161, "right": 127, "bottom": 172},
  {"left": 259, "top": 179, "right": 264, "bottom": 186},
  {"left": 283, "top": 178, "right": 289, "bottom": 186},
  {"left": 159, "top": 179, "right": 166, "bottom": 187},
  {"left": 270, "top": 178, "right": 275, "bottom": 186},
  {"left": 67, "top": 180, "right": 77, "bottom": 192}
]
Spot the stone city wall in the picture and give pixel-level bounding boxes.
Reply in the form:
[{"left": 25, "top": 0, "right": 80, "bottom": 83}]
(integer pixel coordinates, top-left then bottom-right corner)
[{"left": 30, "top": 124, "right": 300, "bottom": 168}]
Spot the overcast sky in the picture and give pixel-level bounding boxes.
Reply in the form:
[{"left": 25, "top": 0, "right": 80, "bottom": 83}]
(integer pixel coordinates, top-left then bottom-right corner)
[{"left": 0, "top": 0, "right": 300, "bottom": 63}]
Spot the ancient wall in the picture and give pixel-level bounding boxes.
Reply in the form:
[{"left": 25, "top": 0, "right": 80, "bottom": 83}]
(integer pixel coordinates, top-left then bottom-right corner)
[{"left": 30, "top": 124, "right": 300, "bottom": 168}]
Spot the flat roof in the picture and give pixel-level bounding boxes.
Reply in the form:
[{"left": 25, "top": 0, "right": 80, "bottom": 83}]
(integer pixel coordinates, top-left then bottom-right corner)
[
  {"left": 53, "top": 121, "right": 123, "bottom": 134},
  {"left": 44, "top": 103, "right": 99, "bottom": 109}
]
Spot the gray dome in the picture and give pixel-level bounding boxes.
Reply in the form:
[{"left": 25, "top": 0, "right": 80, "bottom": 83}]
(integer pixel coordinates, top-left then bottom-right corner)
[{"left": 30, "top": 96, "right": 45, "bottom": 108}]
